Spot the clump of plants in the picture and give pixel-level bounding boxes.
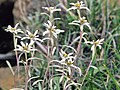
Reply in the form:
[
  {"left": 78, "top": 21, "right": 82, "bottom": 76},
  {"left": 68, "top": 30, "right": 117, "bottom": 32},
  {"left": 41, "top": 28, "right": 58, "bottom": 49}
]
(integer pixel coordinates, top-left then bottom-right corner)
[{"left": 4, "top": 0, "right": 120, "bottom": 90}]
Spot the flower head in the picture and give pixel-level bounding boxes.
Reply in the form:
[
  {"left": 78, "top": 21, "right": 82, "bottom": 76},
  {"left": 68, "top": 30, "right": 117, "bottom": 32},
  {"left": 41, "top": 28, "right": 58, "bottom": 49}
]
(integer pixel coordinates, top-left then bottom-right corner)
[
  {"left": 43, "top": 20, "right": 64, "bottom": 38},
  {"left": 68, "top": 1, "right": 90, "bottom": 11},
  {"left": 22, "top": 30, "right": 43, "bottom": 43},
  {"left": 59, "top": 49, "right": 81, "bottom": 76},
  {"left": 5, "top": 23, "right": 23, "bottom": 34},
  {"left": 15, "top": 41, "right": 35, "bottom": 53},
  {"left": 59, "top": 49, "right": 74, "bottom": 61},
  {"left": 69, "top": 16, "right": 91, "bottom": 31},
  {"left": 85, "top": 38, "right": 104, "bottom": 56},
  {"left": 85, "top": 38, "right": 104, "bottom": 50},
  {"left": 42, "top": 7, "right": 61, "bottom": 14}
]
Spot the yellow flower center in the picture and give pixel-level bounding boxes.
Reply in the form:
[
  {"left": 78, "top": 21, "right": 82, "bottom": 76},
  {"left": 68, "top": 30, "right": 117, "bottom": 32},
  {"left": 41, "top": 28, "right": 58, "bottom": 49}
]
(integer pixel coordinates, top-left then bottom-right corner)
[
  {"left": 48, "top": 7, "right": 54, "bottom": 12},
  {"left": 23, "top": 46, "right": 28, "bottom": 50},
  {"left": 63, "top": 53, "right": 68, "bottom": 58},
  {"left": 66, "top": 61, "right": 73, "bottom": 66},
  {"left": 29, "top": 34, "right": 34, "bottom": 38},
  {"left": 48, "top": 8, "right": 51, "bottom": 12},
  {"left": 11, "top": 28, "right": 16, "bottom": 31},
  {"left": 51, "top": 29, "right": 55, "bottom": 33},
  {"left": 94, "top": 41, "right": 99, "bottom": 45},
  {"left": 75, "top": 2, "right": 81, "bottom": 8},
  {"left": 80, "top": 19, "right": 87, "bottom": 24}
]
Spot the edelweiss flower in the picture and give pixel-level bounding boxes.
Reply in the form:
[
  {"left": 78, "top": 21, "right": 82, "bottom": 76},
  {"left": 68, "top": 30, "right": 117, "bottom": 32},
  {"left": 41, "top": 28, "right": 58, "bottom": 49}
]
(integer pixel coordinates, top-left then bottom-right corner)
[
  {"left": 68, "top": 1, "right": 90, "bottom": 11},
  {"left": 15, "top": 41, "right": 36, "bottom": 53},
  {"left": 5, "top": 23, "right": 23, "bottom": 34},
  {"left": 85, "top": 38, "right": 104, "bottom": 56},
  {"left": 42, "top": 7, "right": 61, "bottom": 14},
  {"left": 22, "top": 30, "right": 43, "bottom": 43},
  {"left": 69, "top": 16, "right": 91, "bottom": 31},
  {"left": 59, "top": 49, "right": 81, "bottom": 76},
  {"left": 59, "top": 49, "right": 74, "bottom": 60},
  {"left": 43, "top": 20, "right": 64, "bottom": 38},
  {"left": 61, "top": 56, "right": 81, "bottom": 76}
]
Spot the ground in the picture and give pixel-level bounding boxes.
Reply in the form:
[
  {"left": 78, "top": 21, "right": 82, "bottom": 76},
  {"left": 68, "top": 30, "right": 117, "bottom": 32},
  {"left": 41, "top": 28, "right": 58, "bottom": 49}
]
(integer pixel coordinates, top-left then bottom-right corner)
[{"left": 0, "top": 66, "right": 24, "bottom": 90}]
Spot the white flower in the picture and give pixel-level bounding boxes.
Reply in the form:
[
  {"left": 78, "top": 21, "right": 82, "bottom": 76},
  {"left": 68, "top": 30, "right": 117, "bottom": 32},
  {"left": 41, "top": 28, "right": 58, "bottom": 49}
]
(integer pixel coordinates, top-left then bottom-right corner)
[
  {"left": 69, "top": 16, "right": 91, "bottom": 31},
  {"left": 43, "top": 20, "right": 64, "bottom": 38},
  {"left": 59, "top": 49, "right": 81, "bottom": 76},
  {"left": 67, "top": 1, "right": 90, "bottom": 11},
  {"left": 59, "top": 49, "right": 74, "bottom": 60},
  {"left": 22, "top": 30, "right": 43, "bottom": 43},
  {"left": 59, "top": 49, "right": 75, "bottom": 66},
  {"left": 61, "top": 57, "right": 81, "bottom": 76},
  {"left": 5, "top": 23, "right": 23, "bottom": 34},
  {"left": 42, "top": 7, "right": 61, "bottom": 14},
  {"left": 85, "top": 38, "right": 104, "bottom": 56},
  {"left": 15, "top": 41, "right": 36, "bottom": 53}
]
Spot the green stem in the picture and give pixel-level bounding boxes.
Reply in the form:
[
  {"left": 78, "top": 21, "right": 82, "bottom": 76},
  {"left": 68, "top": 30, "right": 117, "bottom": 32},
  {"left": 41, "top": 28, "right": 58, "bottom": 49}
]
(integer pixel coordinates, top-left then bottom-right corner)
[
  {"left": 25, "top": 52, "right": 28, "bottom": 90},
  {"left": 80, "top": 47, "right": 96, "bottom": 89},
  {"left": 77, "top": 9, "right": 81, "bottom": 19},
  {"left": 50, "top": 12, "right": 53, "bottom": 23}
]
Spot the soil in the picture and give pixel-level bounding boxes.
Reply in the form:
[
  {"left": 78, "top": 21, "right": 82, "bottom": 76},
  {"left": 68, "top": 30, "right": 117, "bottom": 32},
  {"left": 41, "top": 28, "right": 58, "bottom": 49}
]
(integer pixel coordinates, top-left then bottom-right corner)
[{"left": 0, "top": 66, "right": 24, "bottom": 90}]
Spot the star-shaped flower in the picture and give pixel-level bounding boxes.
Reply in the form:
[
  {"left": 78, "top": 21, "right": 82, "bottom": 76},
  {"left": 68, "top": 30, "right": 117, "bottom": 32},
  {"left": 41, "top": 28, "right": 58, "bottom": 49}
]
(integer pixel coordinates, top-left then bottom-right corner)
[
  {"left": 67, "top": 1, "right": 90, "bottom": 11},
  {"left": 42, "top": 7, "right": 61, "bottom": 14},
  {"left": 22, "top": 30, "right": 43, "bottom": 43},
  {"left": 85, "top": 38, "right": 104, "bottom": 56},
  {"left": 69, "top": 16, "right": 91, "bottom": 31},
  {"left": 59, "top": 49, "right": 81, "bottom": 76},
  {"left": 43, "top": 20, "right": 64, "bottom": 38},
  {"left": 15, "top": 41, "right": 36, "bottom": 53},
  {"left": 5, "top": 23, "right": 23, "bottom": 34}
]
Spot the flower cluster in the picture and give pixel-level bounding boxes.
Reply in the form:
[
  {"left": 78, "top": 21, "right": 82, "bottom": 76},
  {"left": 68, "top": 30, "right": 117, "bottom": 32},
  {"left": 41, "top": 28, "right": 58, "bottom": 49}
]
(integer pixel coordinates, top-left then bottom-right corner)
[
  {"left": 3, "top": 0, "right": 105, "bottom": 89},
  {"left": 43, "top": 20, "right": 64, "bottom": 39},
  {"left": 59, "top": 49, "right": 81, "bottom": 76},
  {"left": 50, "top": 46, "right": 82, "bottom": 89},
  {"left": 68, "top": 1, "right": 90, "bottom": 11},
  {"left": 85, "top": 38, "right": 104, "bottom": 57},
  {"left": 42, "top": 7, "right": 61, "bottom": 14},
  {"left": 15, "top": 41, "right": 35, "bottom": 53},
  {"left": 22, "top": 30, "right": 43, "bottom": 44},
  {"left": 67, "top": 1, "right": 104, "bottom": 89},
  {"left": 68, "top": 1, "right": 104, "bottom": 54},
  {"left": 70, "top": 16, "right": 91, "bottom": 31},
  {"left": 42, "top": 6, "right": 64, "bottom": 46},
  {"left": 5, "top": 23, "right": 23, "bottom": 34}
]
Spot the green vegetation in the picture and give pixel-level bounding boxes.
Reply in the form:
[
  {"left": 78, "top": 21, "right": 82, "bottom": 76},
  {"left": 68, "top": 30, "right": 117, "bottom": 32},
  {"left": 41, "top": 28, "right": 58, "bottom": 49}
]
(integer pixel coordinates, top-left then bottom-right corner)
[{"left": 5, "top": 0, "right": 120, "bottom": 90}]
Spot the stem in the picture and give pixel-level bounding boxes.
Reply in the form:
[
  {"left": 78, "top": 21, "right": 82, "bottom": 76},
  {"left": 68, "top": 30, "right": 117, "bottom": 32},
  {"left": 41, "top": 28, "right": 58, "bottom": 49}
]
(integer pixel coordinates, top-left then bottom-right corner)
[
  {"left": 42, "top": 11, "right": 54, "bottom": 89},
  {"left": 50, "top": 12, "right": 53, "bottom": 23},
  {"left": 13, "top": 33, "right": 20, "bottom": 84},
  {"left": 77, "top": 31, "right": 83, "bottom": 54},
  {"left": 42, "top": 32, "right": 51, "bottom": 89},
  {"left": 80, "top": 47, "right": 96, "bottom": 89},
  {"left": 28, "top": 44, "right": 35, "bottom": 88},
  {"left": 25, "top": 52, "right": 28, "bottom": 90},
  {"left": 76, "top": 9, "right": 82, "bottom": 57},
  {"left": 77, "top": 9, "right": 81, "bottom": 19}
]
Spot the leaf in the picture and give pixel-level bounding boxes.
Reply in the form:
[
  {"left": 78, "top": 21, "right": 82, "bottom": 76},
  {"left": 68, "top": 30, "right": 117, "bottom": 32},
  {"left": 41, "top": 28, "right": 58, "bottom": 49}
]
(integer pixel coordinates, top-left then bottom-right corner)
[
  {"left": 104, "top": 64, "right": 120, "bottom": 89},
  {"left": 90, "top": 65, "right": 98, "bottom": 70},
  {"left": 38, "top": 82, "right": 42, "bottom": 90},
  {"left": 6, "top": 60, "right": 15, "bottom": 76},
  {"left": 10, "top": 88, "right": 24, "bottom": 90},
  {"left": 32, "top": 80, "right": 43, "bottom": 86}
]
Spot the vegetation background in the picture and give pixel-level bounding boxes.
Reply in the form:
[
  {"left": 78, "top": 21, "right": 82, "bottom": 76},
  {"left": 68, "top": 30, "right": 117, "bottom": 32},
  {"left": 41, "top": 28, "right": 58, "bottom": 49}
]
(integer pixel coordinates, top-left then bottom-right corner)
[{"left": 0, "top": 0, "right": 120, "bottom": 90}]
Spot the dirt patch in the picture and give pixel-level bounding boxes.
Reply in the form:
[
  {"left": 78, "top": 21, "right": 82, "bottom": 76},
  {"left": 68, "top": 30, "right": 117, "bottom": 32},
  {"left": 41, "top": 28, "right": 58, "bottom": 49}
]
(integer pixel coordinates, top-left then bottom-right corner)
[{"left": 0, "top": 67, "right": 24, "bottom": 90}]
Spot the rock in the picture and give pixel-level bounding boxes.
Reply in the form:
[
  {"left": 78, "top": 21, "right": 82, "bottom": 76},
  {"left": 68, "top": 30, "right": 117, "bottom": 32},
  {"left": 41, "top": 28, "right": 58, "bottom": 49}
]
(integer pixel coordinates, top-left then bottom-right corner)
[{"left": 13, "top": 0, "right": 58, "bottom": 24}]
